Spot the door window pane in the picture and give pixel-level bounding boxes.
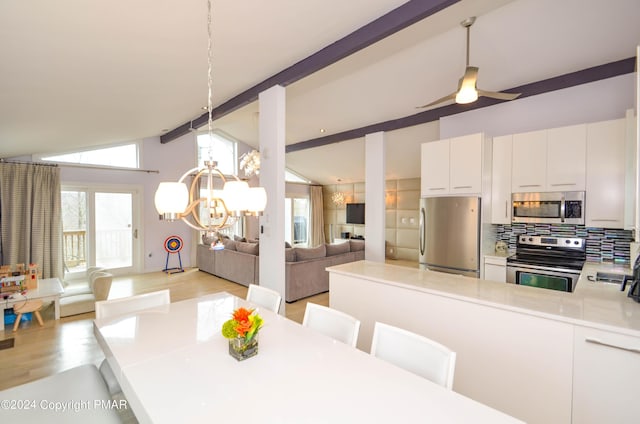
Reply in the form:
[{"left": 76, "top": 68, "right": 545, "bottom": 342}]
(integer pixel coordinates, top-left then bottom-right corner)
[
  {"left": 61, "top": 190, "right": 88, "bottom": 273},
  {"left": 95, "top": 192, "right": 133, "bottom": 269}
]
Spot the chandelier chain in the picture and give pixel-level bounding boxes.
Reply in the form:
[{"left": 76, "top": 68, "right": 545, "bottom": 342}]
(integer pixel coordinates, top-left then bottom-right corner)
[{"left": 207, "top": 0, "right": 214, "bottom": 160}]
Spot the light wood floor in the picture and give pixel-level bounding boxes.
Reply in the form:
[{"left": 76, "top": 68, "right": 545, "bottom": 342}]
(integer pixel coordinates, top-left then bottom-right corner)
[{"left": 0, "top": 268, "right": 329, "bottom": 391}]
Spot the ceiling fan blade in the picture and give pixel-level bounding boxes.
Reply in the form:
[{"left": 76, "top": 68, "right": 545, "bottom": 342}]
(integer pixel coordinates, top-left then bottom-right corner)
[
  {"left": 416, "top": 92, "right": 457, "bottom": 109},
  {"left": 477, "top": 89, "right": 521, "bottom": 101}
]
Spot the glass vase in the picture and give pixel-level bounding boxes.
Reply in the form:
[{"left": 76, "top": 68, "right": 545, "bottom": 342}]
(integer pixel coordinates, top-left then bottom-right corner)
[{"left": 228, "top": 334, "right": 259, "bottom": 361}]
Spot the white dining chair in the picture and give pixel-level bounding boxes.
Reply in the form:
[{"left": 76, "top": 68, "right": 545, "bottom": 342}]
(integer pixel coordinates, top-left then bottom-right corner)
[
  {"left": 370, "top": 321, "right": 456, "bottom": 390},
  {"left": 302, "top": 303, "right": 360, "bottom": 347},
  {"left": 95, "top": 289, "right": 171, "bottom": 395},
  {"left": 246, "top": 284, "right": 282, "bottom": 313}
]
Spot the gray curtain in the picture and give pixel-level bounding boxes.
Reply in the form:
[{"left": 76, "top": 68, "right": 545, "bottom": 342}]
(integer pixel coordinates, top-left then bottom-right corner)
[
  {"left": 0, "top": 163, "right": 63, "bottom": 279},
  {"left": 309, "top": 185, "right": 325, "bottom": 247}
]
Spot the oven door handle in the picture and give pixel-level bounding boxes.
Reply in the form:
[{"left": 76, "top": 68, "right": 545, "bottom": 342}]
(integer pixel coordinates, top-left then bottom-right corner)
[{"left": 506, "top": 262, "right": 581, "bottom": 275}]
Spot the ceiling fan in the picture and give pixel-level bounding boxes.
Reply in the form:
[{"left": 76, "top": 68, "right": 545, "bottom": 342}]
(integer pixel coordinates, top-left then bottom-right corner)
[{"left": 417, "top": 16, "right": 520, "bottom": 109}]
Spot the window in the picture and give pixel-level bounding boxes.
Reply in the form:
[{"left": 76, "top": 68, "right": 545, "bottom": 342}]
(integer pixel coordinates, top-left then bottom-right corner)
[
  {"left": 197, "top": 131, "right": 236, "bottom": 175},
  {"left": 40, "top": 143, "right": 139, "bottom": 168},
  {"left": 285, "top": 169, "right": 310, "bottom": 183},
  {"left": 285, "top": 197, "right": 309, "bottom": 246}
]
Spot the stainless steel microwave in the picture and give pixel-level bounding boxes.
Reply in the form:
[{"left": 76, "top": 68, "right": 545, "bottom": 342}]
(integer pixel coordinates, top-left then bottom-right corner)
[{"left": 512, "top": 191, "right": 585, "bottom": 224}]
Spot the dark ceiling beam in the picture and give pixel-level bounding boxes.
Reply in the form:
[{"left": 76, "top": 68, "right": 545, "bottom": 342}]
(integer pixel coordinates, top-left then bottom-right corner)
[
  {"left": 286, "top": 57, "right": 636, "bottom": 153},
  {"left": 161, "top": 0, "right": 462, "bottom": 144}
]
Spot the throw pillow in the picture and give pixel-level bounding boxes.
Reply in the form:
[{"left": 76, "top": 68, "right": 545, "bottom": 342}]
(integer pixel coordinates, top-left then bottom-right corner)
[
  {"left": 223, "top": 239, "right": 237, "bottom": 251},
  {"left": 294, "top": 244, "right": 326, "bottom": 261},
  {"left": 236, "top": 241, "right": 259, "bottom": 255},
  {"left": 285, "top": 248, "right": 296, "bottom": 262},
  {"left": 349, "top": 239, "right": 365, "bottom": 252},
  {"left": 325, "top": 241, "right": 350, "bottom": 256},
  {"left": 234, "top": 235, "right": 247, "bottom": 242}
]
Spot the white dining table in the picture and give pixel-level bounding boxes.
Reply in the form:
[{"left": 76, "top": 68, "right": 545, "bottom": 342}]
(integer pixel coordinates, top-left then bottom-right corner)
[{"left": 93, "top": 292, "right": 523, "bottom": 424}]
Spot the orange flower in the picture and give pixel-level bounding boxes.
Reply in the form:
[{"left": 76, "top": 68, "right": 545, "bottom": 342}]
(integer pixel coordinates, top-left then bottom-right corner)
[
  {"left": 234, "top": 319, "right": 253, "bottom": 337},
  {"left": 233, "top": 307, "right": 252, "bottom": 322}
]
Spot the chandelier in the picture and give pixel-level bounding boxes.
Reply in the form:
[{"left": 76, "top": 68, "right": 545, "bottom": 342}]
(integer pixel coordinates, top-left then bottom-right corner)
[
  {"left": 331, "top": 192, "right": 345, "bottom": 206},
  {"left": 154, "top": 0, "right": 266, "bottom": 233}
]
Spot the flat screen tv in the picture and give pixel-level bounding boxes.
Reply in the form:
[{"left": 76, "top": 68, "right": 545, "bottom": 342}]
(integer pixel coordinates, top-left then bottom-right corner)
[{"left": 346, "top": 203, "right": 365, "bottom": 225}]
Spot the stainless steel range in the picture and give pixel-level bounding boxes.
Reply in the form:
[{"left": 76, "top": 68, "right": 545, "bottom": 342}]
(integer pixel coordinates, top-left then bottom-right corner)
[{"left": 506, "top": 236, "right": 586, "bottom": 293}]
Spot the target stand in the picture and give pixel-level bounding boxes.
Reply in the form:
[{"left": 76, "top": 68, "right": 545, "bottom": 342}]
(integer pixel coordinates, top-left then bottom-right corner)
[{"left": 163, "top": 236, "right": 185, "bottom": 274}]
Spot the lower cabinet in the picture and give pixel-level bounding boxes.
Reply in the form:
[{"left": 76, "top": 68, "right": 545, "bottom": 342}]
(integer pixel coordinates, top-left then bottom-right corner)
[
  {"left": 483, "top": 255, "right": 507, "bottom": 282},
  {"left": 572, "top": 326, "right": 640, "bottom": 424}
]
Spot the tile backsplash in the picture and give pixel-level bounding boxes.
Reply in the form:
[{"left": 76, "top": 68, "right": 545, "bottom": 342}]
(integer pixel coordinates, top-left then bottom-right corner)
[{"left": 495, "top": 224, "right": 635, "bottom": 264}]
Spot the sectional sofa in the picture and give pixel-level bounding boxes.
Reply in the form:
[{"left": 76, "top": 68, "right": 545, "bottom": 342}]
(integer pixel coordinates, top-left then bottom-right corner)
[{"left": 197, "top": 238, "right": 364, "bottom": 302}]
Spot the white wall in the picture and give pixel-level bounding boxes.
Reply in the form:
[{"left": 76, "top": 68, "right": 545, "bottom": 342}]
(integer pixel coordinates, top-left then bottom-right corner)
[{"left": 440, "top": 74, "right": 635, "bottom": 138}]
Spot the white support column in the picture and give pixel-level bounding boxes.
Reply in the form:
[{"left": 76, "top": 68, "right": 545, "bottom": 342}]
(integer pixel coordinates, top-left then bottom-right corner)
[
  {"left": 259, "top": 85, "right": 286, "bottom": 314},
  {"left": 364, "top": 131, "right": 386, "bottom": 262}
]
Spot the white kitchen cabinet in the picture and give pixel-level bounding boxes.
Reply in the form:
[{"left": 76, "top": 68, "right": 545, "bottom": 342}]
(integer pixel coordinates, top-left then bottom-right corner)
[
  {"left": 511, "top": 129, "right": 547, "bottom": 192},
  {"left": 421, "top": 139, "right": 449, "bottom": 196},
  {"left": 547, "top": 124, "right": 586, "bottom": 191},
  {"left": 421, "top": 133, "right": 484, "bottom": 197},
  {"left": 491, "top": 135, "right": 512, "bottom": 224},
  {"left": 511, "top": 125, "right": 587, "bottom": 193},
  {"left": 483, "top": 255, "right": 507, "bottom": 282},
  {"left": 586, "top": 119, "right": 626, "bottom": 228},
  {"left": 572, "top": 326, "right": 640, "bottom": 424},
  {"left": 449, "top": 134, "right": 482, "bottom": 194}
]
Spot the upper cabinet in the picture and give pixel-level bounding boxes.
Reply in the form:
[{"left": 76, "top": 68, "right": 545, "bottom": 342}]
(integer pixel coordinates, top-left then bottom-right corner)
[
  {"left": 491, "top": 135, "right": 512, "bottom": 224},
  {"left": 421, "top": 133, "right": 485, "bottom": 197},
  {"left": 585, "top": 119, "right": 626, "bottom": 228},
  {"left": 511, "top": 125, "right": 586, "bottom": 193},
  {"left": 547, "top": 124, "right": 587, "bottom": 191},
  {"left": 421, "top": 139, "right": 449, "bottom": 195},
  {"left": 511, "top": 129, "right": 547, "bottom": 192}
]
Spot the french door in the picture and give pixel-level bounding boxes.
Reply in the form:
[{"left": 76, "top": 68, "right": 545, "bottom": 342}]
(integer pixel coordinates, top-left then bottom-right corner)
[{"left": 62, "top": 185, "right": 141, "bottom": 278}]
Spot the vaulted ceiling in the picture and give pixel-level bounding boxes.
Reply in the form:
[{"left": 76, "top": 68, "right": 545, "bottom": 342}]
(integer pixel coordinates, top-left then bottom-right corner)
[{"left": 1, "top": 0, "right": 639, "bottom": 184}]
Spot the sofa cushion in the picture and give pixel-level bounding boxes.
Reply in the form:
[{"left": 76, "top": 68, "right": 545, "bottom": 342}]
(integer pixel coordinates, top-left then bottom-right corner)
[
  {"left": 223, "top": 239, "right": 237, "bottom": 250},
  {"left": 326, "top": 241, "right": 350, "bottom": 256},
  {"left": 285, "top": 248, "right": 296, "bottom": 262},
  {"left": 61, "top": 283, "right": 92, "bottom": 297},
  {"left": 294, "top": 244, "right": 326, "bottom": 261},
  {"left": 236, "top": 241, "right": 259, "bottom": 255},
  {"left": 350, "top": 239, "right": 365, "bottom": 252}
]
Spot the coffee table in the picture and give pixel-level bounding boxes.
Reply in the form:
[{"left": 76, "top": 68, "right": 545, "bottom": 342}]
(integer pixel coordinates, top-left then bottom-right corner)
[{"left": 1, "top": 278, "right": 64, "bottom": 332}]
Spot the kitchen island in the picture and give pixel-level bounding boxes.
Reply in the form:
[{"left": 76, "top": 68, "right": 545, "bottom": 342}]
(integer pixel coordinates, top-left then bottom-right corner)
[{"left": 328, "top": 260, "right": 640, "bottom": 424}]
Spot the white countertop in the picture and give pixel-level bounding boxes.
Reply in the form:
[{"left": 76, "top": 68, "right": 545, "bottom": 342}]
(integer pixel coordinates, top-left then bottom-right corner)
[
  {"left": 94, "top": 292, "right": 522, "bottom": 424},
  {"left": 327, "top": 261, "right": 640, "bottom": 337}
]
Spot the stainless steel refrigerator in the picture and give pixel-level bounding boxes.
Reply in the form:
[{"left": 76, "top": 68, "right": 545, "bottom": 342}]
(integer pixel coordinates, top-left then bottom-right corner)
[{"left": 419, "top": 196, "right": 481, "bottom": 277}]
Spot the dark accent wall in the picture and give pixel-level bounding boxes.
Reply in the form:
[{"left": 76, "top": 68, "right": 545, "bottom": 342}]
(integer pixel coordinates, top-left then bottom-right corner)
[{"left": 495, "top": 224, "right": 634, "bottom": 264}]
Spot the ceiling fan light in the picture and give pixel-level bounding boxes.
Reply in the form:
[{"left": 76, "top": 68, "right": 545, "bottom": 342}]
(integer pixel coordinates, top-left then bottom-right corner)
[{"left": 455, "top": 86, "right": 478, "bottom": 104}]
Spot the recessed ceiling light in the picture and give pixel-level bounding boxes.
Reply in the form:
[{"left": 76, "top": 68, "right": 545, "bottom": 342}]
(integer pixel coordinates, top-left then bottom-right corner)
[
  {"left": 320, "top": 128, "right": 326, "bottom": 133},
  {"left": 201, "top": 106, "right": 209, "bottom": 111}
]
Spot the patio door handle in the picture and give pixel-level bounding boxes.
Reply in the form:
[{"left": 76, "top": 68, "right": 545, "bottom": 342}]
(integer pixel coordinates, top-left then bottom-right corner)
[{"left": 134, "top": 229, "right": 138, "bottom": 239}]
